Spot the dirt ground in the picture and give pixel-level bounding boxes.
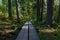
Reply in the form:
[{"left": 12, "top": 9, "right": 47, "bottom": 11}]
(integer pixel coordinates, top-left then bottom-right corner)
[
  {"left": 38, "top": 28, "right": 57, "bottom": 40},
  {"left": 0, "top": 28, "right": 18, "bottom": 40}
]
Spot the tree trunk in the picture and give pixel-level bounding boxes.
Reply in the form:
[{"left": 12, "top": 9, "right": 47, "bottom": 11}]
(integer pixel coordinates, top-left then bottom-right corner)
[
  {"left": 46, "top": 0, "right": 54, "bottom": 25},
  {"left": 37, "top": 0, "right": 44, "bottom": 23},
  {"left": 15, "top": 0, "right": 20, "bottom": 23},
  {"left": 36, "top": 0, "right": 40, "bottom": 23},
  {"left": 40, "top": 0, "right": 44, "bottom": 21},
  {"left": 57, "top": 0, "right": 60, "bottom": 23},
  {"left": 8, "top": 0, "right": 13, "bottom": 19}
]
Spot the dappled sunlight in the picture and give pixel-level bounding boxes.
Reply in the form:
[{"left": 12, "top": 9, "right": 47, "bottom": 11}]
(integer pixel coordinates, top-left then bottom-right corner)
[
  {"left": 22, "top": 21, "right": 33, "bottom": 30},
  {"left": 0, "top": 29, "right": 15, "bottom": 35},
  {"left": 4, "top": 29, "right": 15, "bottom": 33},
  {"left": 38, "top": 28, "right": 58, "bottom": 40},
  {"left": 22, "top": 26, "right": 28, "bottom": 30},
  {"left": 25, "top": 21, "right": 31, "bottom": 24},
  {"left": 39, "top": 28, "right": 57, "bottom": 33}
]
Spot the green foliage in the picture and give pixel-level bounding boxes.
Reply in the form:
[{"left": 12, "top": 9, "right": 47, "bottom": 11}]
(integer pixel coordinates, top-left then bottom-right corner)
[{"left": 0, "top": 0, "right": 60, "bottom": 40}]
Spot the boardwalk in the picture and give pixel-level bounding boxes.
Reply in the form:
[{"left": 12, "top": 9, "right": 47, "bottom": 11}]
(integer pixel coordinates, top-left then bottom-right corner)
[{"left": 16, "top": 21, "right": 40, "bottom": 40}]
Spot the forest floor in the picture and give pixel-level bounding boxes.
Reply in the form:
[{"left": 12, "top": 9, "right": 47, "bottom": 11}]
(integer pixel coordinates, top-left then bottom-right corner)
[
  {"left": 0, "top": 27, "right": 21, "bottom": 40},
  {"left": 32, "top": 21, "right": 60, "bottom": 40},
  {"left": 36, "top": 27, "right": 59, "bottom": 40},
  {"left": 0, "top": 18, "right": 60, "bottom": 40},
  {"left": 0, "top": 19, "right": 25, "bottom": 40},
  {"left": 39, "top": 28, "right": 57, "bottom": 40}
]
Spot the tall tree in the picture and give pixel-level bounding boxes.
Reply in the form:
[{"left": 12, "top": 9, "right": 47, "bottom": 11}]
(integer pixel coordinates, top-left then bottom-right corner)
[
  {"left": 57, "top": 0, "right": 60, "bottom": 23},
  {"left": 37, "top": 0, "right": 44, "bottom": 22},
  {"left": 45, "top": 0, "right": 54, "bottom": 25},
  {"left": 8, "top": 0, "right": 13, "bottom": 19},
  {"left": 15, "top": 0, "right": 20, "bottom": 23},
  {"left": 36, "top": 0, "right": 40, "bottom": 23},
  {"left": 40, "top": 0, "right": 44, "bottom": 21}
]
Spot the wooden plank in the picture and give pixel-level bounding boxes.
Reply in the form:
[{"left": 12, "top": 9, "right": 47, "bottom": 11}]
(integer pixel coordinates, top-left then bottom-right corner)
[
  {"left": 16, "top": 22, "right": 28, "bottom": 40},
  {"left": 29, "top": 22, "right": 40, "bottom": 40}
]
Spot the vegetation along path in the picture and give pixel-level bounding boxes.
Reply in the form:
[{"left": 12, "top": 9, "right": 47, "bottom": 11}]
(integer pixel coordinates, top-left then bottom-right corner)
[{"left": 16, "top": 21, "right": 40, "bottom": 40}]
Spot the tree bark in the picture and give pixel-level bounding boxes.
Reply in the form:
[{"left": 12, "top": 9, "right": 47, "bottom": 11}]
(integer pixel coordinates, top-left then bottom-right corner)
[
  {"left": 15, "top": 0, "right": 20, "bottom": 23},
  {"left": 40, "top": 0, "right": 44, "bottom": 21},
  {"left": 46, "top": 0, "right": 54, "bottom": 25},
  {"left": 57, "top": 0, "right": 60, "bottom": 23},
  {"left": 8, "top": 0, "right": 13, "bottom": 19},
  {"left": 36, "top": 0, "right": 40, "bottom": 23}
]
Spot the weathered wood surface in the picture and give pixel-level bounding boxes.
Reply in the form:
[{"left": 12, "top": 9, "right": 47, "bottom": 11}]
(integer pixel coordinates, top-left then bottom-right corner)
[
  {"left": 28, "top": 22, "right": 40, "bottom": 40},
  {"left": 16, "top": 21, "right": 40, "bottom": 40}
]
